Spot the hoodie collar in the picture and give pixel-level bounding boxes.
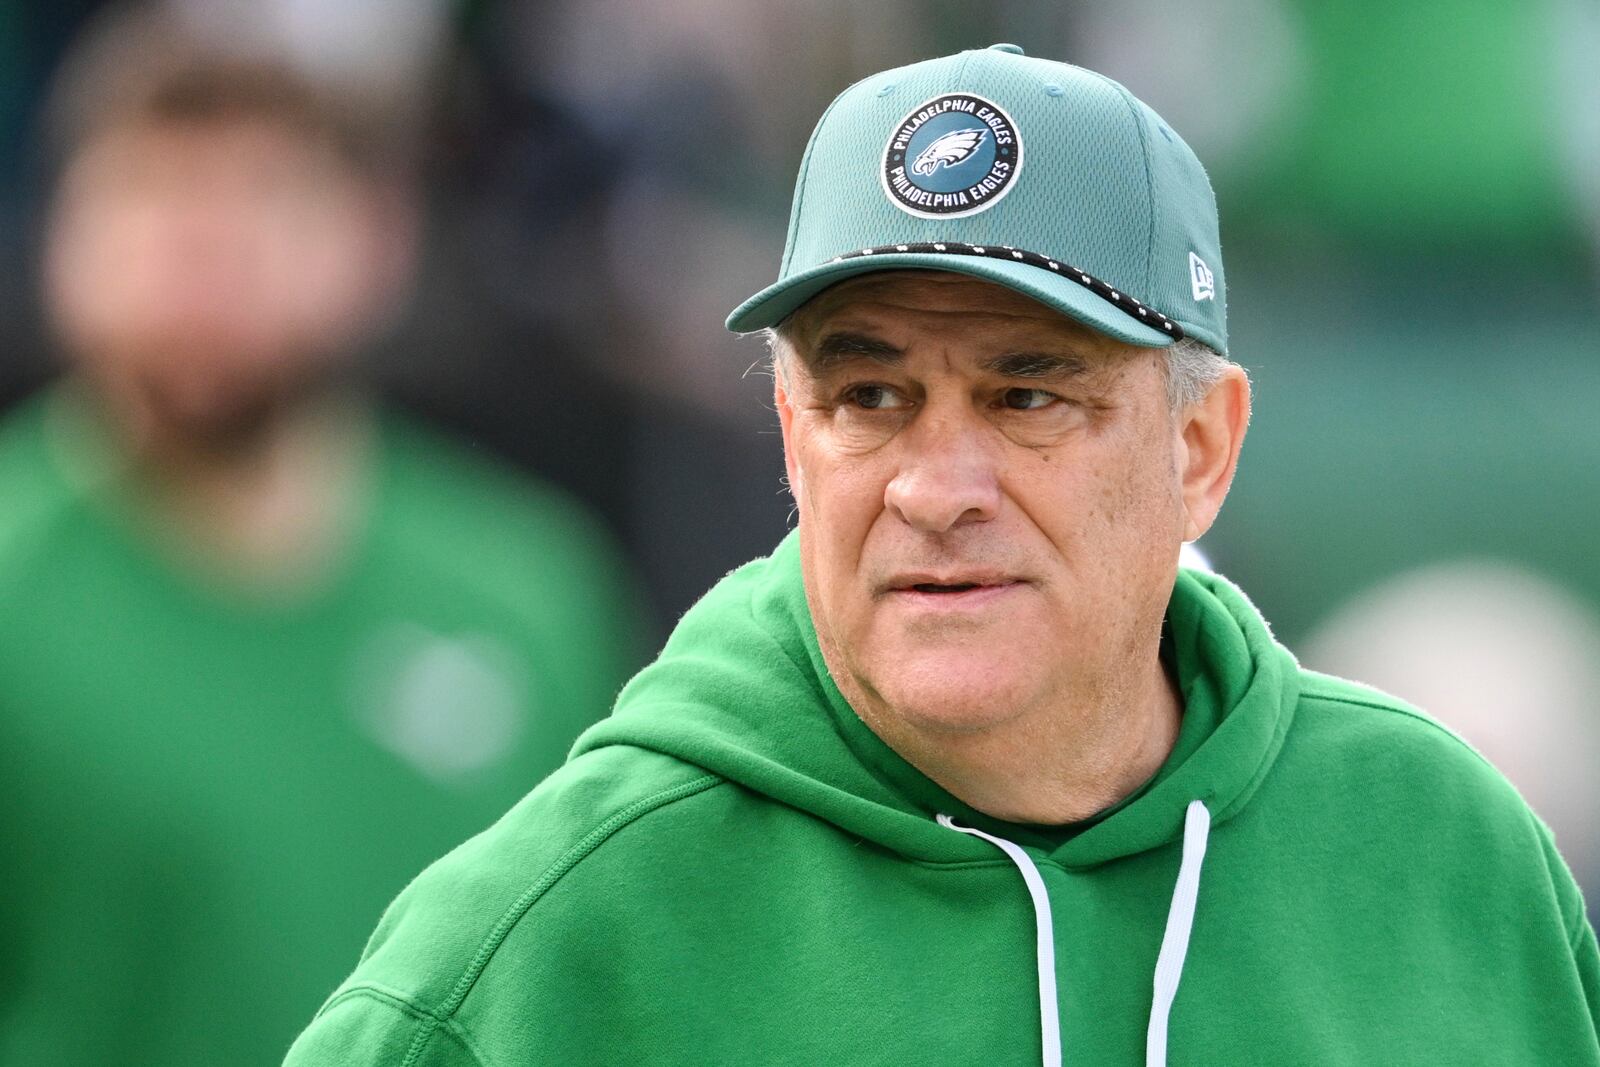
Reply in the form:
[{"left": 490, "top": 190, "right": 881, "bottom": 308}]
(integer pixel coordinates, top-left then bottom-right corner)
[{"left": 577, "top": 531, "right": 1298, "bottom": 869}]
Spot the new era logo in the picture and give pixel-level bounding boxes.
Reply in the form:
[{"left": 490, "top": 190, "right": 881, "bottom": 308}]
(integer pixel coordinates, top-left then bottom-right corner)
[{"left": 1188, "top": 252, "right": 1215, "bottom": 302}]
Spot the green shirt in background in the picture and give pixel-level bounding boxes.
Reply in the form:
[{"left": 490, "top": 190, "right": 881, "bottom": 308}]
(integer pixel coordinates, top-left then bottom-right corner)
[{"left": 0, "top": 389, "right": 644, "bottom": 1066}]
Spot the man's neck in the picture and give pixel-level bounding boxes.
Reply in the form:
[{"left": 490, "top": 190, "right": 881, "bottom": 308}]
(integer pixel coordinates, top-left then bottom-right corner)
[{"left": 853, "top": 652, "right": 1184, "bottom": 827}]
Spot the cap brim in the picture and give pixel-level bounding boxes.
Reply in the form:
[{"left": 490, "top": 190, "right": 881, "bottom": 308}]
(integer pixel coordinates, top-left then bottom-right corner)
[{"left": 725, "top": 252, "right": 1176, "bottom": 347}]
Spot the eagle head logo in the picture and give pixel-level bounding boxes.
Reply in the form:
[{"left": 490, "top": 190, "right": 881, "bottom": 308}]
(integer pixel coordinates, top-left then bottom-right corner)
[{"left": 911, "top": 128, "right": 989, "bottom": 177}]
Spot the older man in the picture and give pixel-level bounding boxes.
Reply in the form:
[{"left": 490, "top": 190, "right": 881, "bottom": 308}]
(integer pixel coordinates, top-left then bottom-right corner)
[{"left": 287, "top": 46, "right": 1599, "bottom": 1065}]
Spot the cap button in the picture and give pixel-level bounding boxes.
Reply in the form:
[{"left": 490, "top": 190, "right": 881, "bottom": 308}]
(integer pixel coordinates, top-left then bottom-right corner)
[{"left": 987, "top": 43, "right": 1025, "bottom": 55}]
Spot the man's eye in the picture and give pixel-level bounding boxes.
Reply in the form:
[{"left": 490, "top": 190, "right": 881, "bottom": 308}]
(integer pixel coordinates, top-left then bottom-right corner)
[
  {"left": 1001, "top": 387, "right": 1058, "bottom": 410},
  {"left": 848, "top": 384, "right": 907, "bottom": 410}
]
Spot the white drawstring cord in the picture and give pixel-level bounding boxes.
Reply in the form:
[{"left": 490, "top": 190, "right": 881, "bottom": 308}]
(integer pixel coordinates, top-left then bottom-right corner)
[
  {"left": 1146, "top": 799, "right": 1211, "bottom": 1066},
  {"left": 938, "top": 799, "right": 1212, "bottom": 1067},
  {"left": 937, "top": 814, "right": 1062, "bottom": 1067}
]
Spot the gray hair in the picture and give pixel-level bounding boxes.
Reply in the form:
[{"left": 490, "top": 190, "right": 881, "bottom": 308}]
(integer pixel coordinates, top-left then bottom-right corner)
[
  {"left": 764, "top": 323, "right": 1235, "bottom": 412},
  {"left": 1161, "top": 336, "right": 1234, "bottom": 410}
]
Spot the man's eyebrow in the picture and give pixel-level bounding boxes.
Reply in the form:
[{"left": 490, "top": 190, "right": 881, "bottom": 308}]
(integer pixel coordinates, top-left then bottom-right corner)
[
  {"left": 805, "top": 332, "right": 905, "bottom": 371},
  {"left": 981, "top": 351, "right": 1091, "bottom": 379}
]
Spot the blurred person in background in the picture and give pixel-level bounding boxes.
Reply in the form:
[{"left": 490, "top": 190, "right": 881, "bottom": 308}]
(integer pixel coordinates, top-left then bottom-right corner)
[{"left": 0, "top": 3, "right": 644, "bottom": 1063}]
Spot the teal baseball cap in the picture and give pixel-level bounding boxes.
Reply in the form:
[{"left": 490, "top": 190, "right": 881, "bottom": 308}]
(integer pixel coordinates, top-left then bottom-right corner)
[{"left": 726, "top": 44, "right": 1227, "bottom": 353}]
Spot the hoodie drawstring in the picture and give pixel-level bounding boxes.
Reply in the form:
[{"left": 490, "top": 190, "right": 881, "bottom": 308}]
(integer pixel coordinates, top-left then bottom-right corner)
[
  {"left": 936, "top": 814, "right": 1062, "bottom": 1067},
  {"left": 1146, "top": 800, "right": 1211, "bottom": 1066},
  {"left": 937, "top": 799, "right": 1212, "bottom": 1067}
]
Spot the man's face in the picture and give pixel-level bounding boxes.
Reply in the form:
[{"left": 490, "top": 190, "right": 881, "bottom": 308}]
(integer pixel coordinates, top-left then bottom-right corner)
[
  {"left": 44, "top": 118, "right": 398, "bottom": 439},
  {"left": 776, "top": 271, "right": 1192, "bottom": 740}
]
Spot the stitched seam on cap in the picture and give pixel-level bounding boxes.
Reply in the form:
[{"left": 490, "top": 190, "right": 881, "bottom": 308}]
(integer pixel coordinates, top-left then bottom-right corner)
[
  {"left": 1083, "top": 72, "right": 1158, "bottom": 301},
  {"left": 781, "top": 92, "right": 848, "bottom": 276},
  {"left": 1112, "top": 83, "right": 1159, "bottom": 300},
  {"left": 953, "top": 47, "right": 980, "bottom": 90}
]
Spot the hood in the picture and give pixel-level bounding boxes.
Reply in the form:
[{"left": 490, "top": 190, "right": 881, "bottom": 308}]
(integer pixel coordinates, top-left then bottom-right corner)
[{"left": 573, "top": 531, "right": 1298, "bottom": 869}]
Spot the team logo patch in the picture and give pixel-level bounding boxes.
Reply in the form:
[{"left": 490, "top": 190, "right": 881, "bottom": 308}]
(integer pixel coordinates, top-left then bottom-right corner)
[{"left": 881, "top": 93, "right": 1023, "bottom": 219}]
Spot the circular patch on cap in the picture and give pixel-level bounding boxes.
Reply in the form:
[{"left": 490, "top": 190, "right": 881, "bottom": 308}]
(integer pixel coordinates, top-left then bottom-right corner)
[{"left": 881, "top": 93, "right": 1023, "bottom": 219}]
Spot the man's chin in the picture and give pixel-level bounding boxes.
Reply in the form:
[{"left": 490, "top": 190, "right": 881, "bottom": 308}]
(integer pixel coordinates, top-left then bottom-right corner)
[
  {"left": 131, "top": 366, "right": 322, "bottom": 455},
  {"left": 863, "top": 648, "right": 1042, "bottom": 735}
]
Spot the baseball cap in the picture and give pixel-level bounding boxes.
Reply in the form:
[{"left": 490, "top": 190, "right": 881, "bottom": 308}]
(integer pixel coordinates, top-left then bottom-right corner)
[{"left": 726, "top": 44, "right": 1227, "bottom": 353}]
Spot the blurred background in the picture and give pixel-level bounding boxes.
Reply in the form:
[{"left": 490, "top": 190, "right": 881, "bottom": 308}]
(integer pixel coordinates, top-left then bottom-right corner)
[{"left": 1, "top": 0, "right": 1596, "bottom": 1062}]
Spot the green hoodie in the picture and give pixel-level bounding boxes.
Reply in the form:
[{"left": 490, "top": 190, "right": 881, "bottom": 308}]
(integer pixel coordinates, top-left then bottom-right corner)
[{"left": 287, "top": 533, "right": 1600, "bottom": 1065}]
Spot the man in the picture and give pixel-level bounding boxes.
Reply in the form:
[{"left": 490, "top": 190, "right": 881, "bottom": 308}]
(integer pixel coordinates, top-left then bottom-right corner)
[
  {"left": 0, "top": 9, "right": 641, "bottom": 1065},
  {"left": 286, "top": 46, "right": 1600, "bottom": 1065}
]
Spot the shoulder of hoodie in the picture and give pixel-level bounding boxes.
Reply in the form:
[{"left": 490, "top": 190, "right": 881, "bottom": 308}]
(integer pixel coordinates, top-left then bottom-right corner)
[
  {"left": 314, "top": 741, "right": 741, "bottom": 1028},
  {"left": 1290, "top": 666, "right": 1530, "bottom": 813},
  {"left": 1288, "top": 667, "right": 1587, "bottom": 940},
  {"left": 1292, "top": 667, "right": 1503, "bottom": 784}
]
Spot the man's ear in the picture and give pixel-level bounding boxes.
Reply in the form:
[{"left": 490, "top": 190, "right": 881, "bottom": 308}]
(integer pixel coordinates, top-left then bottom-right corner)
[
  {"left": 774, "top": 362, "right": 801, "bottom": 500},
  {"left": 1178, "top": 366, "right": 1250, "bottom": 542}
]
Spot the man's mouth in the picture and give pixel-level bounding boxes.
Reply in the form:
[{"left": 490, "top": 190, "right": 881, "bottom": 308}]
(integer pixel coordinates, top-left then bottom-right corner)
[
  {"left": 884, "top": 573, "right": 1025, "bottom": 600},
  {"left": 909, "top": 582, "right": 984, "bottom": 594}
]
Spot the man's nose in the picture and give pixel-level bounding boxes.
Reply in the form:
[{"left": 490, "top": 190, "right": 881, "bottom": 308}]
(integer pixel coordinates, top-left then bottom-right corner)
[{"left": 883, "top": 411, "right": 1002, "bottom": 533}]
